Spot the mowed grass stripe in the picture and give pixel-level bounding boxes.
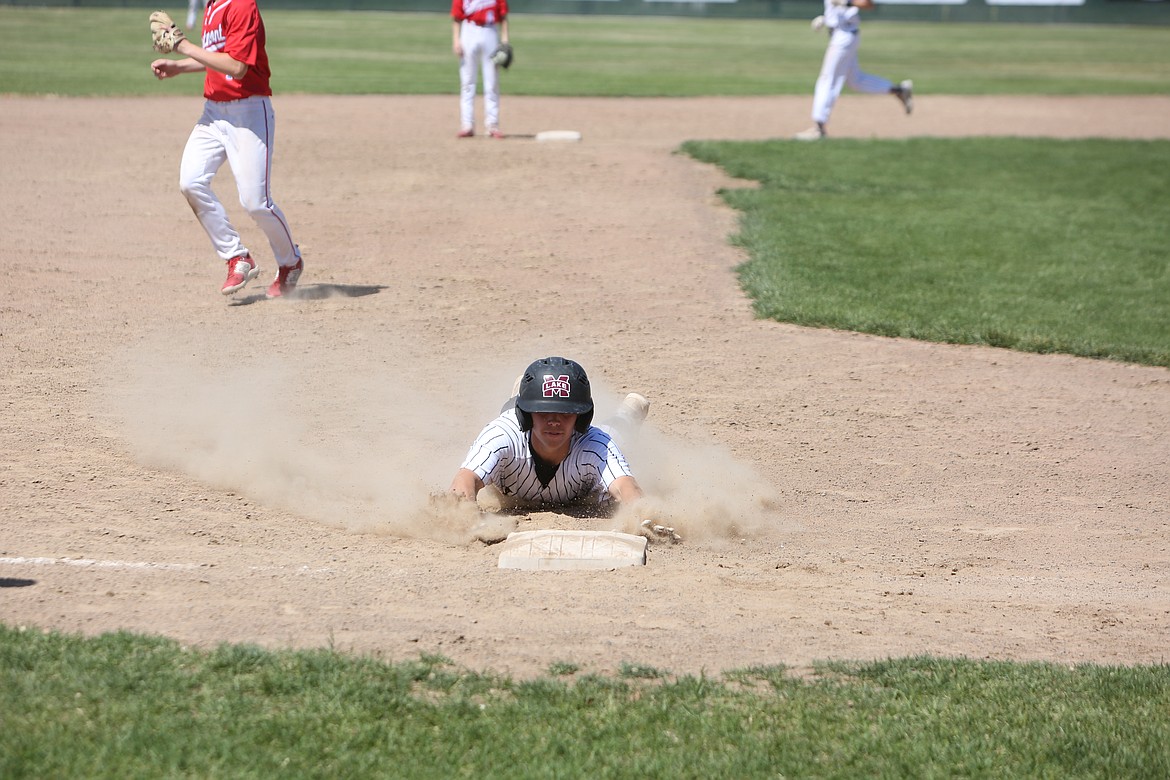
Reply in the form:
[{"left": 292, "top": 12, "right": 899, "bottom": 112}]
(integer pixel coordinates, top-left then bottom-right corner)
[{"left": 1, "top": 7, "right": 1168, "bottom": 96}]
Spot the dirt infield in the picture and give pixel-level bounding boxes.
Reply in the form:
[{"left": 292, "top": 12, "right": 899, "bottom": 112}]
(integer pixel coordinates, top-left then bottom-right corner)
[{"left": 2, "top": 94, "right": 1168, "bottom": 679}]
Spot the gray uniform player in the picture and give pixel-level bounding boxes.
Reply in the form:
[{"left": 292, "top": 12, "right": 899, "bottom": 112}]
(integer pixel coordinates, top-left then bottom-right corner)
[
  {"left": 797, "top": 0, "right": 913, "bottom": 141},
  {"left": 450, "top": 356, "right": 648, "bottom": 511}
]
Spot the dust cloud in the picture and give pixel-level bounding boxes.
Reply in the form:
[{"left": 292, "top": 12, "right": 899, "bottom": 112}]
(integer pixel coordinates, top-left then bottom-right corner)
[
  {"left": 101, "top": 331, "right": 469, "bottom": 541},
  {"left": 606, "top": 409, "right": 784, "bottom": 542},
  {"left": 101, "top": 336, "right": 784, "bottom": 545}
]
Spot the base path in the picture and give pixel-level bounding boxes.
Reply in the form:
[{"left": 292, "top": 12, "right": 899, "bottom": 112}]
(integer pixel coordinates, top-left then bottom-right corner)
[{"left": 1, "top": 95, "right": 1167, "bottom": 679}]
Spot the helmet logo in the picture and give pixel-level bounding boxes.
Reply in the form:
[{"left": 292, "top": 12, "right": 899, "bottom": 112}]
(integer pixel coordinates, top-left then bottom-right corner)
[{"left": 542, "top": 374, "right": 571, "bottom": 398}]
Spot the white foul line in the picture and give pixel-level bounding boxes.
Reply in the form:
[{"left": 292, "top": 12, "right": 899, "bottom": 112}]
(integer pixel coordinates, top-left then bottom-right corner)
[
  {"left": 0, "top": 556, "right": 202, "bottom": 571},
  {"left": 0, "top": 557, "right": 334, "bottom": 574}
]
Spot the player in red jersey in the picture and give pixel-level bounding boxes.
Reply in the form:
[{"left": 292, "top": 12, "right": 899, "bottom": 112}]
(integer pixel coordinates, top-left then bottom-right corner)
[
  {"left": 150, "top": 0, "right": 303, "bottom": 298},
  {"left": 451, "top": 0, "right": 510, "bottom": 139}
]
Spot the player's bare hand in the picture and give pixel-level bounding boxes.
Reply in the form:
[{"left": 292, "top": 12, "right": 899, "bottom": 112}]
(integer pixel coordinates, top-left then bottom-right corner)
[
  {"left": 150, "top": 59, "right": 178, "bottom": 79},
  {"left": 453, "top": 42, "right": 464, "bottom": 57}
]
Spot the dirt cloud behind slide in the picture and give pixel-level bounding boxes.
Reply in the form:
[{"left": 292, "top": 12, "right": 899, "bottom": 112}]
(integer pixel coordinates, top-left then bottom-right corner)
[{"left": 103, "top": 331, "right": 782, "bottom": 545}]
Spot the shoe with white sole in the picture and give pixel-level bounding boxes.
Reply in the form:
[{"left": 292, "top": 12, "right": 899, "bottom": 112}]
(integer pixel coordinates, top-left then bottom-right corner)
[
  {"left": 221, "top": 254, "right": 259, "bottom": 295},
  {"left": 266, "top": 258, "right": 303, "bottom": 299},
  {"left": 897, "top": 80, "right": 914, "bottom": 114},
  {"left": 617, "top": 393, "right": 650, "bottom": 425},
  {"left": 794, "top": 125, "right": 825, "bottom": 141}
]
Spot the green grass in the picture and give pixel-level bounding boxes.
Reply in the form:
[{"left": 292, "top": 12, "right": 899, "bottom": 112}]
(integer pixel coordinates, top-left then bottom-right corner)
[
  {"left": 681, "top": 137, "right": 1170, "bottom": 367},
  {"left": 1, "top": 7, "right": 1168, "bottom": 96},
  {"left": 2, "top": 626, "right": 1168, "bottom": 778}
]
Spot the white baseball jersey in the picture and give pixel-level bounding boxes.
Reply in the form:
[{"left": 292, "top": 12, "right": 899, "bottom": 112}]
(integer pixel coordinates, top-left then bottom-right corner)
[
  {"left": 823, "top": 0, "right": 861, "bottom": 33},
  {"left": 460, "top": 410, "right": 634, "bottom": 507},
  {"left": 810, "top": 0, "right": 895, "bottom": 125}
]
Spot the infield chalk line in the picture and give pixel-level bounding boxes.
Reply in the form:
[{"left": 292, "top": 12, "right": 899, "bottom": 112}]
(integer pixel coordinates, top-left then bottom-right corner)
[{"left": 0, "top": 557, "right": 334, "bottom": 574}]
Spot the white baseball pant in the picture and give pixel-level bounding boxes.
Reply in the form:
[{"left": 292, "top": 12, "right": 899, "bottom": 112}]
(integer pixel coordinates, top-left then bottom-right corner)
[
  {"left": 458, "top": 20, "right": 500, "bottom": 131},
  {"left": 179, "top": 95, "right": 300, "bottom": 268},
  {"left": 186, "top": 0, "right": 205, "bottom": 29},
  {"left": 811, "top": 29, "right": 894, "bottom": 125}
]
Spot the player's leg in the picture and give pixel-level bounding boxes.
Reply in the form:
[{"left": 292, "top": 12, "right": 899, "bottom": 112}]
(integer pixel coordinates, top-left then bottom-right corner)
[
  {"left": 843, "top": 48, "right": 911, "bottom": 114},
  {"left": 458, "top": 23, "right": 479, "bottom": 135},
  {"left": 499, "top": 373, "right": 522, "bottom": 414},
  {"left": 223, "top": 97, "right": 301, "bottom": 272},
  {"left": 596, "top": 393, "right": 650, "bottom": 449},
  {"left": 481, "top": 27, "right": 501, "bottom": 136},
  {"left": 797, "top": 32, "right": 849, "bottom": 139},
  {"left": 813, "top": 32, "right": 852, "bottom": 124},
  {"left": 179, "top": 112, "right": 248, "bottom": 263},
  {"left": 843, "top": 44, "right": 893, "bottom": 95}
]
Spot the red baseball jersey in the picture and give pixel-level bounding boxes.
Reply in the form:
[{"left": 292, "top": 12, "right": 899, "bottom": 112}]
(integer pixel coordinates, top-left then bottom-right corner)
[
  {"left": 451, "top": 0, "right": 508, "bottom": 27},
  {"left": 201, "top": 0, "right": 272, "bottom": 102}
]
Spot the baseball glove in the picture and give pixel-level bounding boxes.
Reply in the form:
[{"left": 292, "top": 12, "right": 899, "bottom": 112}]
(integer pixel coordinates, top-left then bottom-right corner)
[
  {"left": 149, "top": 10, "right": 186, "bottom": 54},
  {"left": 491, "top": 43, "right": 514, "bottom": 70}
]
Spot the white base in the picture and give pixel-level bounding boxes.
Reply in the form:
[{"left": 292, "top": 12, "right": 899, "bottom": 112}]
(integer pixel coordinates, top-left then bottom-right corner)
[
  {"left": 535, "top": 130, "right": 582, "bottom": 143},
  {"left": 497, "top": 530, "right": 646, "bottom": 570}
]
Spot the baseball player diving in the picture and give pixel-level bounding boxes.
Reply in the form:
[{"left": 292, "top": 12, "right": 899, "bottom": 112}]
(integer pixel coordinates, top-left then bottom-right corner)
[
  {"left": 797, "top": 0, "right": 913, "bottom": 141},
  {"left": 447, "top": 357, "right": 679, "bottom": 541},
  {"left": 148, "top": 1, "right": 304, "bottom": 298}
]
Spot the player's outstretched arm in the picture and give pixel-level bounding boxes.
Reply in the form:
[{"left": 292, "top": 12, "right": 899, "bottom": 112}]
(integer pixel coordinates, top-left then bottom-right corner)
[
  {"left": 608, "top": 475, "right": 644, "bottom": 505},
  {"left": 499, "top": 18, "right": 509, "bottom": 45},
  {"left": 450, "top": 468, "right": 485, "bottom": 502}
]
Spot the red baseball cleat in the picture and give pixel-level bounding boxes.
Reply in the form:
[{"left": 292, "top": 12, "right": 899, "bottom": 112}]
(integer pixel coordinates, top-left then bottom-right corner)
[
  {"left": 266, "top": 258, "right": 303, "bottom": 299},
  {"left": 221, "top": 254, "right": 259, "bottom": 295}
]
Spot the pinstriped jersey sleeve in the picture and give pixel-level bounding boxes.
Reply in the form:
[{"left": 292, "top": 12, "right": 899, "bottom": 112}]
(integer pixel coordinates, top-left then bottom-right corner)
[
  {"left": 573, "top": 429, "right": 634, "bottom": 492},
  {"left": 460, "top": 412, "right": 525, "bottom": 485}
]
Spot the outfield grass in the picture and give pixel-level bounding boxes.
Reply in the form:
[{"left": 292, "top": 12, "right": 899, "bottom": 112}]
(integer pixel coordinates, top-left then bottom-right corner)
[
  {"left": 682, "top": 137, "right": 1170, "bottom": 367},
  {"left": 1, "top": 8, "right": 1168, "bottom": 96},
  {"left": 2, "top": 626, "right": 1168, "bottom": 777}
]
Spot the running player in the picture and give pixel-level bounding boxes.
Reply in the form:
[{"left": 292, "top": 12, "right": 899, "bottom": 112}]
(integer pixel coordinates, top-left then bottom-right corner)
[
  {"left": 450, "top": 357, "right": 650, "bottom": 512},
  {"left": 150, "top": 0, "right": 304, "bottom": 298},
  {"left": 451, "top": 0, "right": 509, "bottom": 139},
  {"left": 796, "top": 0, "right": 912, "bottom": 141},
  {"left": 186, "top": 0, "right": 205, "bottom": 29}
]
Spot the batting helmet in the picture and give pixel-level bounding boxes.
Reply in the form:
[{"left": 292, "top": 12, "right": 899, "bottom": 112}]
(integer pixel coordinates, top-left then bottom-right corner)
[{"left": 514, "top": 356, "right": 594, "bottom": 434}]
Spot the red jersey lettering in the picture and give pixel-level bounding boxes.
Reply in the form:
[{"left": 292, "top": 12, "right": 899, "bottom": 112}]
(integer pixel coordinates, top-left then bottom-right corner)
[{"left": 201, "top": 0, "right": 272, "bottom": 101}]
